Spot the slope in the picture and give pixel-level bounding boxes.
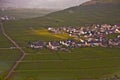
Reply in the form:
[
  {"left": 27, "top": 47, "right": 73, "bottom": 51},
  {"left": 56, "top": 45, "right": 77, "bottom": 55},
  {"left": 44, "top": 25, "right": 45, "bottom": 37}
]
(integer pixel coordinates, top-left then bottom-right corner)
[{"left": 31, "top": 0, "right": 120, "bottom": 27}]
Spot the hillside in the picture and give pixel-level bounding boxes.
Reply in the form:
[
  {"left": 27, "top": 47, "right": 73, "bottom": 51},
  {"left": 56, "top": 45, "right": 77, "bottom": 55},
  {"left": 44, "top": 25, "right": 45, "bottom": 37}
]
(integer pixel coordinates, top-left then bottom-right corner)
[
  {"left": 31, "top": 0, "right": 120, "bottom": 27},
  {"left": 82, "top": 0, "right": 120, "bottom": 5},
  {"left": 0, "top": 8, "right": 56, "bottom": 19}
]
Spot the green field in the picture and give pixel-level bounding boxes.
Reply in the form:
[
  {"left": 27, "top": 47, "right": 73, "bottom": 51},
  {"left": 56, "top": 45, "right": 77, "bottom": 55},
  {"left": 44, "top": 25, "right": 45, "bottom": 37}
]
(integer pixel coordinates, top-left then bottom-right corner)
[
  {"left": 1, "top": 20, "right": 119, "bottom": 79},
  {"left": 3, "top": 21, "right": 71, "bottom": 47},
  {"left": 8, "top": 47, "right": 120, "bottom": 80},
  {"left": 0, "top": 34, "right": 14, "bottom": 48},
  {"left": 0, "top": 49, "right": 22, "bottom": 79},
  {"left": 0, "top": 27, "right": 14, "bottom": 48}
]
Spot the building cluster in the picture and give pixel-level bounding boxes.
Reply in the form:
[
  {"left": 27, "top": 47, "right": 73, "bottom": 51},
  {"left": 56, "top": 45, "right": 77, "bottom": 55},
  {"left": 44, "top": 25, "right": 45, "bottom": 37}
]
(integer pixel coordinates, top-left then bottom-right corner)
[
  {"left": 29, "top": 40, "right": 68, "bottom": 51},
  {"left": 29, "top": 24, "right": 120, "bottom": 50},
  {"left": 0, "top": 16, "right": 16, "bottom": 21}
]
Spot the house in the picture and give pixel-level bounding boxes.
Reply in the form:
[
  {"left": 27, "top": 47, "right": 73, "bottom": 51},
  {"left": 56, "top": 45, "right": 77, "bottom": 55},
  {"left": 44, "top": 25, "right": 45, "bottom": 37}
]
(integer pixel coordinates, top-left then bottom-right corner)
[
  {"left": 77, "top": 42, "right": 85, "bottom": 47},
  {"left": 29, "top": 24, "right": 120, "bottom": 50},
  {"left": 30, "top": 41, "right": 46, "bottom": 49},
  {"left": 48, "top": 41, "right": 61, "bottom": 50},
  {"left": 88, "top": 41, "right": 101, "bottom": 47}
]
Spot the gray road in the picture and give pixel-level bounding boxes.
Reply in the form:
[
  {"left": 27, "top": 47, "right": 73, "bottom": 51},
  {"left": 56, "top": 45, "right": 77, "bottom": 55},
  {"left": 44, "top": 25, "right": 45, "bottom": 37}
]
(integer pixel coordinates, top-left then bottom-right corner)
[{"left": 0, "top": 22, "right": 26, "bottom": 80}]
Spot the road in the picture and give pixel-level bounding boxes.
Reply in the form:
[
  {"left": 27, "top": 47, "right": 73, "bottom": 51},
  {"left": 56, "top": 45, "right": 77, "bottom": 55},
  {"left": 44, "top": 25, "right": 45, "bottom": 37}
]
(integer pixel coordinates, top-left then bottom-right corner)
[
  {"left": 0, "top": 48, "right": 15, "bottom": 50},
  {"left": 0, "top": 22, "right": 26, "bottom": 80}
]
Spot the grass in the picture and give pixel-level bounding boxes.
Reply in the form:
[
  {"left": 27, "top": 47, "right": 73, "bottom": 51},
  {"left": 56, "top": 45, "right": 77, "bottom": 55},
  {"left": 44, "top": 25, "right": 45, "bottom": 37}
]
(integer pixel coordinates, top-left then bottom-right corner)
[
  {"left": 37, "top": 3, "right": 120, "bottom": 26},
  {"left": 0, "top": 34, "right": 14, "bottom": 48},
  {"left": 2, "top": 20, "right": 120, "bottom": 80},
  {"left": 8, "top": 47, "right": 120, "bottom": 80},
  {"left": 0, "top": 49, "right": 22, "bottom": 79},
  {"left": 3, "top": 21, "right": 71, "bottom": 48},
  {"left": 31, "top": 29, "right": 70, "bottom": 39},
  {"left": 0, "top": 28, "right": 14, "bottom": 48}
]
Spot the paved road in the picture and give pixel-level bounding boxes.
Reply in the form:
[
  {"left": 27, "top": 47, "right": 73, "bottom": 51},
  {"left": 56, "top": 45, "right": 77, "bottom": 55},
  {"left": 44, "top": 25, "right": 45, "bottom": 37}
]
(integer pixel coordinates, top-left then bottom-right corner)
[{"left": 0, "top": 22, "right": 26, "bottom": 80}]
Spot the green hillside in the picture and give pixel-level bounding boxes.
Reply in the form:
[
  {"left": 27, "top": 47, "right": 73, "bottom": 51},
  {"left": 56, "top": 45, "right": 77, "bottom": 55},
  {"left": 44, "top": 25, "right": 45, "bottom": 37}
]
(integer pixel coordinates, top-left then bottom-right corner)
[
  {"left": 30, "top": 0, "right": 120, "bottom": 27},
  {"left": 0, "top": 8, "right": 56, "bottom": 19}
]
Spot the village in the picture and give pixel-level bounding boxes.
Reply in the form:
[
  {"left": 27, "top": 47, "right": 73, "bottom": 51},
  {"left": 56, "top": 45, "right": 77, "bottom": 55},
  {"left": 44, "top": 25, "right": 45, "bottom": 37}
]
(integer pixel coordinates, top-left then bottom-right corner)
[{"left": 29, "top": 24, "right": 120, "bottom": 51}]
